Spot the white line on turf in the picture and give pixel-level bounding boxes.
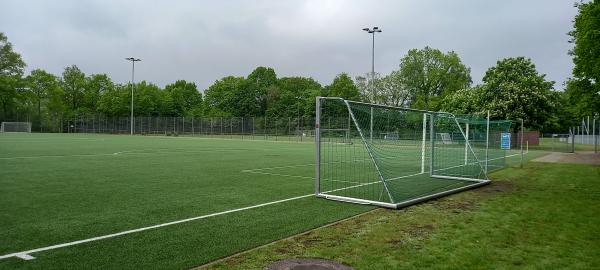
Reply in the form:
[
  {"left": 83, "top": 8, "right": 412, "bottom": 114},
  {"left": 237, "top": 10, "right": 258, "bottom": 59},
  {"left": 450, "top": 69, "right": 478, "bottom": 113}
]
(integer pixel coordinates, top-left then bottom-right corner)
[
  {"left": 433, "top": 151, "right": 528, "bottom": 173},
  {"left": 0, "top": 193, "right": 315, "bottom": 261},
  {"left": 0, "top": 150, "right": 530, "bottom": 261},
  {"left": 0, "top": 148, "right": 255, "bottom": 160},
  {"left": 241, "top": 170, "right": 362, "bottom": 185}
]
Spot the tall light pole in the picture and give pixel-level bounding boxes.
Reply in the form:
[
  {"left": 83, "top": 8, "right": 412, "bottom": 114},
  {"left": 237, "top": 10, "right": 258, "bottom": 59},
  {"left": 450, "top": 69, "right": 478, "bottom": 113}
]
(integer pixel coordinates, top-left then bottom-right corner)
[
  {"left": 362, "top": 26, "right": 382, "bottom": 103},
  {"left": 125, "top": 57, "right": 141, "bottom": 135}
]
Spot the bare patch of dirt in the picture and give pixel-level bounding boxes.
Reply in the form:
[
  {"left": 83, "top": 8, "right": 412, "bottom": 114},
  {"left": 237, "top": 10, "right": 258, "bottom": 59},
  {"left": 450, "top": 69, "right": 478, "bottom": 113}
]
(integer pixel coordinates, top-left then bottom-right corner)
[
  {"left": 475, "top": 181, "right": 514, "bottom": 194},
  {"left": 533, "top": 152, "right": 600, "bottom": 165},
  {"left": 300, "top": 237, "right": 323, "bottom": 247},
  {"left": 387, "top": 224, "right": 435, "bottom": 248},
  {"left": 432, "top": 199, "right": 477, "bottom": 212},
  {"left": 405, "top": 224, "right": 435, "bottom": 238},
  {"left": 266, "top": 258, "right": 354, "bottom": 270}
]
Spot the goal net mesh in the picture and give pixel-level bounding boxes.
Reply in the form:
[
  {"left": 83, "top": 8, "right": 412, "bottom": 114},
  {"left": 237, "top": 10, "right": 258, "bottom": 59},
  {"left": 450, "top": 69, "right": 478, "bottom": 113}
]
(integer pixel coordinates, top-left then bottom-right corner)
[
  {"left": 316, "top": 98, "right": 511, "bottom": 208},
  {"left": 1, "top": 122, "right": 32, "bottom": 133}
]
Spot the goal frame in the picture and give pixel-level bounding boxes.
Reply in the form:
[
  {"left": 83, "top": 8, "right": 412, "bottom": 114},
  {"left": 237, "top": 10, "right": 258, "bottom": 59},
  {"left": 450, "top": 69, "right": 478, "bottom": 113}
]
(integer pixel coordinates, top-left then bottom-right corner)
[
  {"left": 315, "top": 97, "right": 491, "bottom": 209},
  {"left": 0, "top": 122, "right": 32, "bottom": 133}
]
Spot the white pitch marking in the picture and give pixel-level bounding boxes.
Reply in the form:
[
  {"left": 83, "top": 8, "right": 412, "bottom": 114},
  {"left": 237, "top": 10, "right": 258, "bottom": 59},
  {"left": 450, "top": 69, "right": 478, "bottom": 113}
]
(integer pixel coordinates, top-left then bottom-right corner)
[
  {"left": 15, "top": 254, "right": 35, "bottom": 260},
  {"left": 0, "top": 150, "right": 530, "bottom": 261},
  {"left": 0, "top": 193, "right": 315, "bottom": 261},
  {"left": 434, "top": 151, "right": 529, "bottom": 173},
  {"left": 0, "top": 153, "right": 118, "bottom": 160},
  {"left": 241, "top": 170, "right": 362, "bottom": 185}
]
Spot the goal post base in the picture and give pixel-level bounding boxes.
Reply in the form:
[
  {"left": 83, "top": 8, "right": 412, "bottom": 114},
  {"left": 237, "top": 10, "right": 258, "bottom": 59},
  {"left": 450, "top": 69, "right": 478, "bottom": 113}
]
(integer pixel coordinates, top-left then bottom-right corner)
[{"left": 317, "top": 180, "right": 490, "bottom": 209}]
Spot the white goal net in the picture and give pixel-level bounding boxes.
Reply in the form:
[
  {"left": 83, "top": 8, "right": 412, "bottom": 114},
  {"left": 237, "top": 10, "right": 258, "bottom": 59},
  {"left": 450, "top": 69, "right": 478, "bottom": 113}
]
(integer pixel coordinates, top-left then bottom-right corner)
[{"left": 1, "top": 122, "right": 32, "bottom": 133}]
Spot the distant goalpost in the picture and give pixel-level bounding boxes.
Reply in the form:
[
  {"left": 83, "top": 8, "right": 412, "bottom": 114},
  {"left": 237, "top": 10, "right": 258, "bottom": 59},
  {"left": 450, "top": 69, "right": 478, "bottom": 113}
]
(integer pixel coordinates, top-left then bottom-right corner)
[
  {"left": 0, "top": 122, "right": 32, "bottom": 133},
  {"left": 314, "top": 97, "right": 512, "bottom": 209}
]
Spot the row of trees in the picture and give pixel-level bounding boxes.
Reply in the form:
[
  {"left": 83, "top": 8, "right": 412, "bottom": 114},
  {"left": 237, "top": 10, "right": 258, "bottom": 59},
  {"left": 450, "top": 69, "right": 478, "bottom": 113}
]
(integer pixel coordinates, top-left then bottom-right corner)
[
  {"left": 1, "top": 0, "right": 598, "bottom": 133},
  {"left": 0, "top": 32, "right": 362, "bottom": 127}
]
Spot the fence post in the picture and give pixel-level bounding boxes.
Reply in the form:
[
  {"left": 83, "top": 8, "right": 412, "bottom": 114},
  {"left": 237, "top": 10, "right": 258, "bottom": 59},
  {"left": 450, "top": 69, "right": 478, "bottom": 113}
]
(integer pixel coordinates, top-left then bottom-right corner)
[
  {"left": 300, "top": 116, "right": 303, "bottom": 142},
  {"left": 520, "top": 118, "right": 524, "bottom": 168},
  {"left": 592, "top": 116, "right": 598, "bottom": 154}
]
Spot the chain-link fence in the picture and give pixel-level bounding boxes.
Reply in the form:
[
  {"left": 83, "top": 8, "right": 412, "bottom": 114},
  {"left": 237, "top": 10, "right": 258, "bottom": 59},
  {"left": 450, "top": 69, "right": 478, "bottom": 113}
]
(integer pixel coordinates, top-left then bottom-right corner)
[{"left": 5, "top": 115, "right": 317, "bottom": 142}]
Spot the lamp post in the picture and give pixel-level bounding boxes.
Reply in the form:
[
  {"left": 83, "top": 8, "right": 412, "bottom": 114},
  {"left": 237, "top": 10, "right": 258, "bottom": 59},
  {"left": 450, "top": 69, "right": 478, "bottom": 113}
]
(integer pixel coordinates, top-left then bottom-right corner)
[
  {"left": 125, "top": 57, "right": 141, "bottom": 135},
  {"left": 362, "top": 26, "right": 382, "bottom": 103}
]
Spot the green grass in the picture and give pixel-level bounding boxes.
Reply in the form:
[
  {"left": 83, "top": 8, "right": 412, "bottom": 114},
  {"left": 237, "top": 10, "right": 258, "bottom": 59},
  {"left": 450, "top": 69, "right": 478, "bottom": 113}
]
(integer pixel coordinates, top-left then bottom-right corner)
[
  {"left": 0, "top": 133, "right": 374, "bottom": 269},
  {"left": 205, "top": 161, "right": 600, "bottom": 269},
  {"left": 0, "top": 133, "right": 549, "bottom": 269},
  {"left": 533, "top": 137, "right": 597, "bottom": 152}
]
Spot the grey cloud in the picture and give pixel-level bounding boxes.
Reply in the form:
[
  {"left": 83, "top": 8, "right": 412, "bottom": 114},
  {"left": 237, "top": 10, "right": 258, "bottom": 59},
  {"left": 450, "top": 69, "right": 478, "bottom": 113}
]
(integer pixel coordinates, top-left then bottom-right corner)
[{"left": 0, "top": 0, "right": 576, "bottom": 91}]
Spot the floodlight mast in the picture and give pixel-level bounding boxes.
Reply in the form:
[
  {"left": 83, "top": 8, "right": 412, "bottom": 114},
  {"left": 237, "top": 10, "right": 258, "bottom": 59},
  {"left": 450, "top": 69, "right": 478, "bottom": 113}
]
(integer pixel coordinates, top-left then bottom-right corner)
[
  {"left": 125, "top": 57, "right": 141, "bottom": 135},
  {"left": 362, "top": 27, "right": 382, "bottom": 103}
]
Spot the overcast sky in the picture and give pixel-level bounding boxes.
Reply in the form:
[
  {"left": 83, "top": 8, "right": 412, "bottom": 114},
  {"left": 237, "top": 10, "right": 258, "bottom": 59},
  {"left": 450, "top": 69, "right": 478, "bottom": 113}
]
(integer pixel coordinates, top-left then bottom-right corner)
[{"left": 1, "top": 0, "right": 578, "bottom": 91}]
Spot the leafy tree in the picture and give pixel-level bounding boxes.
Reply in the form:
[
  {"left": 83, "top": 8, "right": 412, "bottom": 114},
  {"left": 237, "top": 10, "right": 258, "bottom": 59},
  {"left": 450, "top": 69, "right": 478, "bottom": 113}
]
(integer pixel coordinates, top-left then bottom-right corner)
[
  {"left": 267, "top": 77, "right": 322, "bottom": 117},
  {"left": 398, "top": 46, "right": 471, "bottom": 110},
  {"left": 98, "top": 84, "right": 129, "bottom": 117},
  {"left": 61, "top": 65, "right": 86, "bottom": 114},
  {"left": 445, "top": 57, "right": 556, "bottom": 130},
  {"left": 246, "top": 67, "right": 277, "bottom": 116},
  {"left": 354, "top": 73, "right": 383, "bottom": 103},
  {"left": 203, "top": 76, "right": 245, "bottom": 116},
  {"left": 565, "top": 1, "right": 600, "bottom": 119},
  {"left": 379, "top": 70, "right": 411, "bottom": 107},
  {"left": 84, "top": 74, "right": 113, "bottom": 113},
  {"left": 324, "top": 73, "right": 360, "bottom": 100},
  {"left": 133, "top": 81, "right": 164, "bottom": 116},
  {"left": 164, "top": 80, "right": 202, "bottom": 116},
  {"left": 441, "top": 86, "right": 485, "bottom": 115},
  {"left": 204, "top": 67, "right": 278, "bottom": 117},
  {"left": 26, "top": 69, "right": 58, "bottom": 125},
  {"left": 0, "top": 32, "right": 26, "bottom": 118},
  {"left": 46, "top": 82, "right": 66, "bottom": 119}
]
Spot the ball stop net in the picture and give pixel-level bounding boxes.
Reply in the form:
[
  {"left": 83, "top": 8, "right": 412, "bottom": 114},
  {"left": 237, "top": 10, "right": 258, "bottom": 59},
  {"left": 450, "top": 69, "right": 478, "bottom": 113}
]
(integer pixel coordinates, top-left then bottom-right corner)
[{"left": 315, "top": 97, "right": 511, "bottom": 209}]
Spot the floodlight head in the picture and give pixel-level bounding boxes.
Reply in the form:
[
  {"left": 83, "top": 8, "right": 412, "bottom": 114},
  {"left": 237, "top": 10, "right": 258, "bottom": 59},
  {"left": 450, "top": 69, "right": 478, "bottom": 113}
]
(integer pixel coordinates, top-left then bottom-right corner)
[
  {"left": 373, "top": 26, "right": 379, "bottom": 30},
  {"left": 126, "top": 57, "right": 142, "bottom": 62},
  {"left": 362, "top": 28, "right": 370, "bottom": 31}
]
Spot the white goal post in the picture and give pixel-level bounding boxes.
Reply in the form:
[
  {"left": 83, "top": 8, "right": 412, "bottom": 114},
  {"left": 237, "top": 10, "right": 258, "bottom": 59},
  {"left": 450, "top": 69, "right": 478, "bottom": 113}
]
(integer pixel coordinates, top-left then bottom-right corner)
[
  {"left": 315, "top": 97, "right": 499, "bottom": 209},
  {"left": 0, "top": 122, "right": 32, "bottom": 133}
]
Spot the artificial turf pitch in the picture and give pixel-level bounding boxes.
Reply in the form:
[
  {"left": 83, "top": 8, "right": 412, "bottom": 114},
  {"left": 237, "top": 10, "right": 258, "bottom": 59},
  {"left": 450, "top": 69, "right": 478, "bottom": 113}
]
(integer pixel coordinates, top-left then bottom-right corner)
[
  {"left": 0, "top": 133, "right": 375, "bottom": 269},
  {"left": 0, "top": 133, "right": 510, "bottom": 269}
]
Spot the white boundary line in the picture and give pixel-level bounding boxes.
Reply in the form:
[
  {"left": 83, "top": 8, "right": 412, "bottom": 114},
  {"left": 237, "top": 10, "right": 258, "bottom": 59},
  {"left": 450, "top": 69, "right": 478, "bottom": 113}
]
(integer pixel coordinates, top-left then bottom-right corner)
[
  {"left": 0, "top": 148, "right": 256, "bottom": 160},
  {"left": 1, "top": 149, "right": 530, "bottom": 261},
  {"left": 0, "top": 193, "right": 315, "bottom": 261},
  {"left": 241, "top": 170, "right": 363, "bottom": 185}
]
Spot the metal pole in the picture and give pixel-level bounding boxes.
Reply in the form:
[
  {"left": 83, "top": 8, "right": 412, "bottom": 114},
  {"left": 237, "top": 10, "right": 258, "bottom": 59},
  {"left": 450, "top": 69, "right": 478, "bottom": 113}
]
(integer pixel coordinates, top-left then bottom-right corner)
[
  {"left": 485, "top": 112, "right": 489, "bottom": 173},
  {"left": 594, "top": 117, "right": 598, "bottom": 154},
  {"left": 520, "top": 119, "right": 524, "bottom": 168},
  {"left": 421, "top": 113, "right": 427, "bottom": 173},
  {"left": 371, "top": 31, "right": 375, "bottom": 102},
  {"left": 130, "top": 61, "right": 135, "bottom": 135},
  {"left": 465, "top": 122, "right": 470, "bottom": 165},
  {"left": 587, "top": 116, "right": 591, "bottom": 144},
  {"left": 315, "top": 97, "right": 321, "bottom": 195},
  {"left": 126, "top": 57, "right": 141, "bottom": 135},
  {"left": 363, "top": 27, "right": 381, "bottom": 103},
  {"left": 429, "top": 113, "right": 435, "bottom": 176},
  {"left": 370, "top": 107, "right": 374, "bottom": 142}
]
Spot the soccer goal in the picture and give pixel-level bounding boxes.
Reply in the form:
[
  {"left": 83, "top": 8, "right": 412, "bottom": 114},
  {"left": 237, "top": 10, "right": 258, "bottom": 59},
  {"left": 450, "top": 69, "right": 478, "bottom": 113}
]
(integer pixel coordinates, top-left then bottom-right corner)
[
  {"left": 0, "top": 122, "right": 32, "bottom": 133},
  {"left": 315, "top": 97, "right": 508, "bottom": 209}
]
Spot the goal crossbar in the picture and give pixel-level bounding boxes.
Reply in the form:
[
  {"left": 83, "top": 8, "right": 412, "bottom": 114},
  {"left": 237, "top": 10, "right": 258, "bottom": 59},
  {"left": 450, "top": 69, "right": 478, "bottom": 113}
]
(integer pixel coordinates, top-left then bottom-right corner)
[
  {"left": 315, "top": 97, "right": 500, "bottom": 209},
  {"left": 0, "top": 122, "right": 32, "bottom": 133}
]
